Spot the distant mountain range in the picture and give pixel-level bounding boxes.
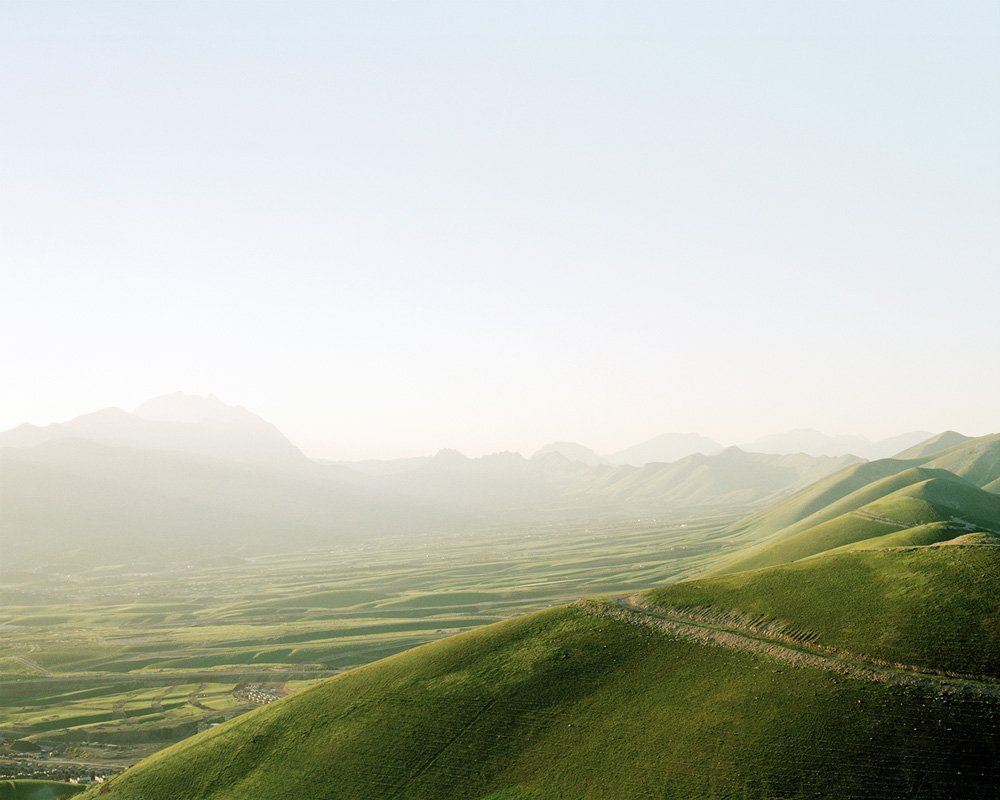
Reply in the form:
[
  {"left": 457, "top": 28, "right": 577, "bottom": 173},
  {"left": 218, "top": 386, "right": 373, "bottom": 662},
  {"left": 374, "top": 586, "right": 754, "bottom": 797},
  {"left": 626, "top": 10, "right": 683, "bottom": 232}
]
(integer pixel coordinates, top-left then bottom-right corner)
[
  {"left": 606, "top": 432, "right": 725, "bottom": 465},
  {"left": 0, "top": 393, "right": 986, "bottom": 571},
  {"left": 737, "top": 428, "right": 934, "bottom": 461},
  {"left": 532, "top": 428, "right": 933, "bottom": 466},
  {"left": 531, "top": 441, "right": 611, "bottom": 467},
  {"left": 0, "top": 392, "right": 310, "bottom": 468}
]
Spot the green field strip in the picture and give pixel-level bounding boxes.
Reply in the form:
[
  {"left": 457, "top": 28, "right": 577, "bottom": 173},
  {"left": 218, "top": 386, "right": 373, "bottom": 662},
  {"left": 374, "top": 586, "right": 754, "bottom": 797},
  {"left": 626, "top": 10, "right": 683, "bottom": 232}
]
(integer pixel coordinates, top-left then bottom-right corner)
[{"left": 0, "top": 511, "right": 743, "bottom": 746}]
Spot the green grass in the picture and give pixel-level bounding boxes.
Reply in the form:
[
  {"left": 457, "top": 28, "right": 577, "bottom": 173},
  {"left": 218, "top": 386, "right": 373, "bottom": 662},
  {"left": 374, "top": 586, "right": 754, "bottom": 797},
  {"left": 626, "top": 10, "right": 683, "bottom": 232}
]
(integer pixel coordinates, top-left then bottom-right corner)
[
  {"left": 257, "top": 589, "right": 389, "bottom": 609},
  {"left": 717, "top": 434, "right": 1000, "bottom": 564},
  {"left": 0, "top": 781, "right": 85, "bottom": 800},
  {"left": 723, "top": 458, "right": 926, "bottom": 541},
  {"left": 0, "top": 659, "right": 46, "bottom": 680},
  {"left": 716, "top": 474, "right": 1000, "bottom": 574},
  {"left": 376, "top": 591, "right": 504, "bottom": 607},
  {"left": 0, "top": 681, "right": 246, "bottom": 741},
  {"left": 0, "top": 512, "right": 738, "bottom": 745},
  {"left": 646, "top": 546, "right": 1000, "bottom": 674},
  {"left": 14, "top": 453, "right": 1000, "bottom": 798},
  {"left": 923, "top": 432, "right": 1000, "bottom": 488},
  {"left": 81, "top": 599, "right": 1000, "bottom": 800}
]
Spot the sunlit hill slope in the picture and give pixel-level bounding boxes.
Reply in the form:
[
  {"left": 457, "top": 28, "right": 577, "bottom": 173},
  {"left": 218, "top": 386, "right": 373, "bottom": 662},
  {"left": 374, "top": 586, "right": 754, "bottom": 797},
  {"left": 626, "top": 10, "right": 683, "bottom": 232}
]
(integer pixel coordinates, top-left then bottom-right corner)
[
  {"left": 80, "top": 545, "right": 1000, "bottom": 800},
  {"left": 712, "top": 432, "right": 1000, "bottom": 574},
  {"left": 78, "top": 431, "right": 1000, "bottom": 800}
]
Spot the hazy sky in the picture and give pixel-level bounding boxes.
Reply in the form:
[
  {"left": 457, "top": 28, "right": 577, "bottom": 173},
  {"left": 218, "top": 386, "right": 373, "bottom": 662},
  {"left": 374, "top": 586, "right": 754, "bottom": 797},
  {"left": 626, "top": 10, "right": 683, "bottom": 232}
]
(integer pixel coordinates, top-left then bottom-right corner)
[{"left": 3, "top": 2, "right": 998, "bottom": 460}]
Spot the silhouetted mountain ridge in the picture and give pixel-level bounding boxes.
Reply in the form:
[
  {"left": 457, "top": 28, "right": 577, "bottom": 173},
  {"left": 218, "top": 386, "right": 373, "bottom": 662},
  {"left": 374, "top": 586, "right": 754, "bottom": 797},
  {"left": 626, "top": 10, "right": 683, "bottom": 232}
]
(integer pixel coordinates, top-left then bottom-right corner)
[{"left": 0, "top": 393, "right": 310, "bottom": 468}]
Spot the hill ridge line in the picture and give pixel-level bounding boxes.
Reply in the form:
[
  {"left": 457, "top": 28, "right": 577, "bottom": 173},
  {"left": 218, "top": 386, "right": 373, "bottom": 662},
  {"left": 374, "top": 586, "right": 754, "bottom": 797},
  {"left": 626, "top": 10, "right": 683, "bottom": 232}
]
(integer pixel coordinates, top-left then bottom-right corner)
[{"left": 573, "top": 596, "right": 1000, "bottom": 697}]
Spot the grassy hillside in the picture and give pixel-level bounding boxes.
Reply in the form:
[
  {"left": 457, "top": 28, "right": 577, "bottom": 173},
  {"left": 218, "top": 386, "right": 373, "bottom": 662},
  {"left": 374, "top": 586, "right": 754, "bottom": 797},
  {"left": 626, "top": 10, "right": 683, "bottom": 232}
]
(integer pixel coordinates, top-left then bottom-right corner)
[
  {"left": 708, "top": 433, "right": 1000, "bottom": 576},
  {"left": 646, "top": 546, "right": 1000, "bottom": 675},
  {"left": 894, "top": 430, "right": 971, "bottom": 459},
  {"left": 0, "top": 782, "right": 85, "bottom": 800},
  {"left": 724, "top": 433, "right": 999, "bottom": 543},
  {"left": 80, "top": 546, "right": 1000, "bottom": 800},
  {"left": 0, "top": 513, "right": 733, "bottom": 750},
  {"left": 717, "top": 475, "right": 1000, "bottom": 574},
  {"left": 922, "top": 432, "right": 1000, "bottom": 489},
  {"left": 720, "top": 457, "right": 924, "bottom": 542},
  {"left": 727, "top": 466, "right": 950, "bottom": 546}
]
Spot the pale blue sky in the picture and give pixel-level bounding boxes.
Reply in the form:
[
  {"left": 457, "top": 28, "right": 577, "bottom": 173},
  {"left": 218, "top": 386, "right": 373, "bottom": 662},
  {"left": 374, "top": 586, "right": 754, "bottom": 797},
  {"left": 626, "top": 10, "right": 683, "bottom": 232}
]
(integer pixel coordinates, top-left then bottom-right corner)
[{"left": 3, "top": 2, "right": 998, "bottom": 459}]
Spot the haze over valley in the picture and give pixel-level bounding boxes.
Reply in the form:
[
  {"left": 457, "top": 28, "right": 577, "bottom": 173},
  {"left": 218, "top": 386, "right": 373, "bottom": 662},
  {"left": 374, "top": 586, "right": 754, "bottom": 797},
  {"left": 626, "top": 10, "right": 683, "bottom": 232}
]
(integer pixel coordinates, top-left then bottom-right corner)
[
  {"left": 3, "top": 394, "right": 998, "bottom": 797},
  {"left": 0, "top": 393, "right": 945, "bottom": 571},
  {"left": 3, "top": 1, "right": 999, "bottom": 797}
]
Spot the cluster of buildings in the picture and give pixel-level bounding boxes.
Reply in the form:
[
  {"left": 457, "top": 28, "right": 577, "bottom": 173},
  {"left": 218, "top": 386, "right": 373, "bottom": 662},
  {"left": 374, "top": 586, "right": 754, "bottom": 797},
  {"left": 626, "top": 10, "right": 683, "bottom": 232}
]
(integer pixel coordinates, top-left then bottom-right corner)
[
  {"left": 234, "top": 683, "right": 284, "bottom": 705},
  {"left": 0, "top": 738, "right": 120, "bottom": 785}
]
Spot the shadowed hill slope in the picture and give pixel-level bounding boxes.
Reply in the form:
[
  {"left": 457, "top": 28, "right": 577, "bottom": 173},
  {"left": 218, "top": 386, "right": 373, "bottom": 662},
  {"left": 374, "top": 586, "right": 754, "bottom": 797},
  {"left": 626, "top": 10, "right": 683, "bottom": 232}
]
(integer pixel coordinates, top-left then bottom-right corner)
[{"left": 80, "top": 546, "right": 1000, "bottom": 800}]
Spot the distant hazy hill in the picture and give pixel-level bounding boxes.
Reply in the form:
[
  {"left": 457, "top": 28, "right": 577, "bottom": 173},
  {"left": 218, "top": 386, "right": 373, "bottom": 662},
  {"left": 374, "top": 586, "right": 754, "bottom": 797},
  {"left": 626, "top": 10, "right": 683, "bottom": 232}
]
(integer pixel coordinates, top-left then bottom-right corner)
[
  {"left": 327, "top": 455, "right": 433, "bottom": 476},
  {"left": 740, "top": 428, "right": 932, "bottom": 460},
  {"left": 0, "top": 393, "right": 310, "bottom": 469},
  {"left": 370, "top": 449, "right": 579, "bottom": 512},
  {"left": 893, "top": 430, "right": 971, "bottom": 459},
  {"left": 0, "top": 438, "right": 452, "bottom": 570},
  {"left": 367, "top": 446, "right": 857, "bottom": 516},
  {"left": 577, "top": 447, "right": 860, "bottom": 511},
  {"left": 3, "top": 397, "right": 987, "bottom": 573},
  {"left": 606, "top": 432, "right": 724, "bottom": 466},
  {"left": 531, "top": 441, "right": 610, "bottom": 466},
  {"left": 0, "top": 438, "right": 858, "bottom": 572}
]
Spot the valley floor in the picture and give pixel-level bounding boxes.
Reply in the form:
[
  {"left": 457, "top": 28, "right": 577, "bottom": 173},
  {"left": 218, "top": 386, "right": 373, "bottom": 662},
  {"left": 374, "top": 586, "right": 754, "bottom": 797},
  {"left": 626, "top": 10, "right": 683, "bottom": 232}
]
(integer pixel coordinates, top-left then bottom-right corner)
[{"left": 1, "top": 511, "right": 743, "bottom": 770}]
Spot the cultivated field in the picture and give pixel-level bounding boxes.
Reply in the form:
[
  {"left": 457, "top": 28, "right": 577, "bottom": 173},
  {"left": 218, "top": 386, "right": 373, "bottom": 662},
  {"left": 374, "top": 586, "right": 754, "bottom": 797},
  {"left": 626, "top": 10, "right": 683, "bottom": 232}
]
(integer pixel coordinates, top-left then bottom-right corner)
[{"left": 0, "top": 510, "right": 741, "bottom": 752}]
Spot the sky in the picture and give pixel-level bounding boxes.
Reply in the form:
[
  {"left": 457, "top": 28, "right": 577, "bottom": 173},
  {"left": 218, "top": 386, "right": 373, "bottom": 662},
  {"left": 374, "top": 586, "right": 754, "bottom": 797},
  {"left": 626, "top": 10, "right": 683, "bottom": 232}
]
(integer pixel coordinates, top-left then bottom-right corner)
[{"left": 2, "top": 1, "right": 998, "bottom": 460}]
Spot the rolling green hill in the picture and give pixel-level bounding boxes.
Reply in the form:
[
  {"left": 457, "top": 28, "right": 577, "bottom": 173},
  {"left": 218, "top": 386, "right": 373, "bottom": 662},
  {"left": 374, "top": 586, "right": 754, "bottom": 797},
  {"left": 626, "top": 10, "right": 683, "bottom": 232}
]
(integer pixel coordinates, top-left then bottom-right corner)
[
  {"left": 79, "top": 545, "right": 1000, "bottom": 800},
  {"left": 646, "top": 546, "right": 1000, "bottom": 675},
  {"left": 720, "top": 457, "right": 925, "bottom": 542},
  {"left": 921, "top": 432, "right": 1000, "bottom": 489},
  {"left": 893, "top": 429, "right": 971, "bottom": 459},
  {"left": 716, "top": 474, "right": 1000, "bottom": 574},
  {"left": 12, "top": 425, "right": 999, "bottom": 797},
  {"left": 710, "top": 432, "right": 1000, "bottom": 575}
]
